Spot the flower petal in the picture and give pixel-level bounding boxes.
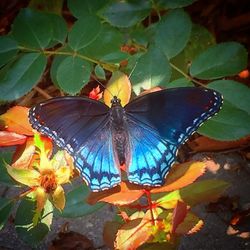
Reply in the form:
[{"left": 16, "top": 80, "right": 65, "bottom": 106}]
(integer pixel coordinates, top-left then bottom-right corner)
[
  {"left": 35, "top": 187, "right": 48, "bottom": 212},
  {"left": 56, "top": 166, "right": 71, "bottom": 185},
  {"left": 51, "top": 185, "right": 65, "bottom": 211},
  {"left": 6, "top": 164, "right": 40, "bottom": 187}
]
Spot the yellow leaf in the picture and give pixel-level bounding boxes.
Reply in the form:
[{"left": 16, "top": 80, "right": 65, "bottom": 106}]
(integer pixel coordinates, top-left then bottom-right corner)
[
  {"left": 104, "top": 71, "right": 131, "bottom": 107},
  {"left": 6, "top": 164, "right": 40, "bottom": 187},
  {"left": 51, "top": 185, "right": 65, "bottom": 211}
]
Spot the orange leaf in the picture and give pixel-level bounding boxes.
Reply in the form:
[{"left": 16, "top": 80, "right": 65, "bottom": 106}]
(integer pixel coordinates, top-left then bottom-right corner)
[
  {"left": 188, "top": 135, "right": 250, "bottom": 152},
  {"left": 175, "top": 212, "right": 203, "bottom": 235},
  {"left": 151, "top": 161, "right": 206, "bottom": 193},
  {"left": 87, "top": 181, "right": 144, "bottom": 206},
  {"left": 103, "top": 71, "right": 131, "bottom": 107},
  {"left": 103, "top": 221, "right": 121, "bottom": 249},
  {"left": 0, "top": 106, "right": 33, "bottom": 136},
  {"left": 0, "top": 131, "right": 27, "bottom": 146},
  {"left": 115, "top": 215, "right": 152, "bottom": 250},
  {"left": 171, "top": 201, "right": 188, "bottom": 234}
]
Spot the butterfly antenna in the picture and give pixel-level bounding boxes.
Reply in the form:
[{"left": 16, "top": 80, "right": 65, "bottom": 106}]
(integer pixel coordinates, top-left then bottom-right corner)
[
  {"left": 93, "top": 76, "right": 114, "bottom": 97},
  {"left": 128, "top": 61, "right": 138, "bottom": 79}
]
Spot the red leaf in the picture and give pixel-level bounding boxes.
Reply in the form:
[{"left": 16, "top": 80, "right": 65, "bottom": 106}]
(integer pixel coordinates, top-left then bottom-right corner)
[
  {"left": 0, "top": 106, "right": 34, "bottom": 136},
  {"left": 151, "top": 161, "right": 206, "bottom": 194},
  {"left": 171, "top": 201, "right": 188, "bottom": 234},
  {"left": 0, "top": 131, "right": 27, "bottom": 146},
  {"left": 175, "top": 212, "right": 203, "bottom": 235},
  {"left": 87, "top": 181, "right": 144, "bottom": 206}
]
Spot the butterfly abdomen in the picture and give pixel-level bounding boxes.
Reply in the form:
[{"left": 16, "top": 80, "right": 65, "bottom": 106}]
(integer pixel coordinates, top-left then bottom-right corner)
[{"left": 110, "top": 101, "right": 130, "bottom": 167}]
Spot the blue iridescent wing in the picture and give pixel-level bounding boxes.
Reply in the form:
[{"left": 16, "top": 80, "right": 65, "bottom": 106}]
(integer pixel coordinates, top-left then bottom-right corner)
[
  {"left": 125, "top": 87, "right": 222, "bottom": 186},
  {"left": 29, "top": 97, "right": 120, "bottom": 191}
]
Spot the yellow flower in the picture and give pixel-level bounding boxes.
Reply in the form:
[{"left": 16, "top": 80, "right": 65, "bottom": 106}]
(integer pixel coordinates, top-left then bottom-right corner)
[{"left": 6, "top": 134, "right": 71, "bottom": 212}]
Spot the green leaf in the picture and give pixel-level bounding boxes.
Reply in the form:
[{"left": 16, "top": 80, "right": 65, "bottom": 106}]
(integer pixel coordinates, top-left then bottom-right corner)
[
  {"left": 0, "top": 151, "right": 16, "bottom": 186},
  {"left": 56, "top": 56, "right": 92, "bottom": 94},
  {"left": 130, "top": 46, "right": 171, "bottom": 95},
  {"left": 15, "top": 198, "right": 53, "bottom": 246},
  {"left": 190, "top": 42, "right": 248, "bottom": 79},
  {"left": 170, "top": 24, "right": 215, "bottom": 80},
  {"left": 154, "top": 9, "right": 192, "bottom": 59},
  {"left": 198, "top": 80, "right": 250, "bottom": 140},
  {"left": 208, "top": 80, "right": 250, "bottom": 114},
  {"left": 157, "top": 180, "right": 230, "bottom": 208},
  {"left": 68, "top": 15, "right": 102, "bottom": 51},
  {"left": 12, "top": 8, "right": 52, "bottom": 49},
  {"left": 0, "top": 36, "right": 18, "bottom": 67},
  {"left": 67, "top": 0, "right": 109, "bottom": 18},
  {"left": 163, "top": 78, "right": 193, "bottom": 88},
  {"left": 156, "top": 0, "right": 198, "bottom": 8},
  {"left": 94, "top": 64, "right": 106, "bottom": 80},
  {"left": 0, "top": 53, "right": 47, "bottom": 101},
  {"left": 80, "top": 24, "right": 127, "bottom": 63},
  {"left": 0, "top": 198, "right": 14, "bottom": 230},
  {"left": 46, "top": 13, "right": 67, "bottom": 44},
  {"left": 50, "top": 47, "right": 73, "bottom": 86},
  {"left": 57, "top": 185, "right": 104, "bottom": 218},
  {"left": 100, "top": 0, "right": 151, "bottom": 28}
]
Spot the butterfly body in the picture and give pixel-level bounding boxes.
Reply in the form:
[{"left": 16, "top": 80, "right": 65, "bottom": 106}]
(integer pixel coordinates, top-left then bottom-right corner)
[
  {"left": 110, "top": 96, "right": 130, "bottom": 167},
  {"left": 29, "top": 87, "right": 223, "bottom": 191}
]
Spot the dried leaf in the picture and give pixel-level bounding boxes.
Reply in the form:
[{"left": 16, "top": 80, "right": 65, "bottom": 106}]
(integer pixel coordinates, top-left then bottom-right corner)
[
  {"left": 188, "top": 135, "right": 250, "bottom": 152},
  {"left": 49, "top": 231, "right": 95, "bottom": 250}
]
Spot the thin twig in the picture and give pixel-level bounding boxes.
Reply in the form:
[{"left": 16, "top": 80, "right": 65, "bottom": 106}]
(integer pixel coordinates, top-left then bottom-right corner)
[{"left": 34, "top": 86, "right": 53, "bottom": 99}]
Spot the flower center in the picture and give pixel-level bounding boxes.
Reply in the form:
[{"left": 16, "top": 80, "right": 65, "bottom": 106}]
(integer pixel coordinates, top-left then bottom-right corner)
[{"left": 39, "top": 170, "right": 57, "bottom": 193}]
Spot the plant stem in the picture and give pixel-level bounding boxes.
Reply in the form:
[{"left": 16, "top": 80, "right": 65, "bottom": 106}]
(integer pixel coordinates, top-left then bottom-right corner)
[
  {"left": 18, "top": 46, "right": 119, "bottom": 72},
  {"left": 144, "top": 189, "right": 155, "bottom": 225},
  {"left": 169, "top": 62, "right": 206, "bottom": 87}
]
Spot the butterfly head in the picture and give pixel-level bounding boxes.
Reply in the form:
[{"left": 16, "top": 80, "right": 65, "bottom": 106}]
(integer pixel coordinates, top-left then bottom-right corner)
[{"left": 111, "top": 96, "right": 122, "bottom": 107}]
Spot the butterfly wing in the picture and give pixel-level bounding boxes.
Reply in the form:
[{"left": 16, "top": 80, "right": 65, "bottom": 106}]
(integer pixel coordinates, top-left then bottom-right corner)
[
  {"left": 125, "top": 87, "right": 222, "bottom": 186},
  {"left": 29, "top": 97, "right": 121, "bottom": 191}
]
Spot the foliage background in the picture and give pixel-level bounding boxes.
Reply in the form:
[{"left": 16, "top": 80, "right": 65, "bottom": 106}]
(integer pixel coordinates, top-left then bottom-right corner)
[{"left": 1, "top": 1, "right": 248, "bottom": 249}]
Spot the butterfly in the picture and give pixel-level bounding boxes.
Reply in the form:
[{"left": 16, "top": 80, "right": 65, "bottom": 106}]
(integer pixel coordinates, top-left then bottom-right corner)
[{"left": 29, "top": 87, "right": 223, "bottom": 192}]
